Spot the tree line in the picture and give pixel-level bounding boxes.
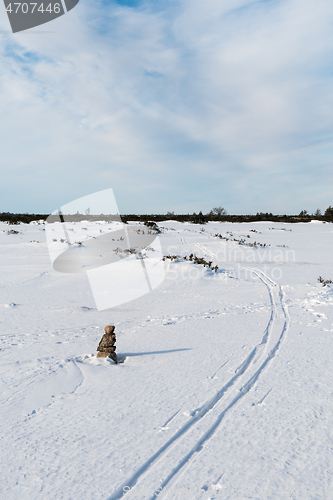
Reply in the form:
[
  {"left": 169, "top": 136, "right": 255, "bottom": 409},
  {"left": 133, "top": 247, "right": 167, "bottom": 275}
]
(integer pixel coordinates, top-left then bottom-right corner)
[{"left": 1, "top": 206, "right": 333, "bottom": 224}]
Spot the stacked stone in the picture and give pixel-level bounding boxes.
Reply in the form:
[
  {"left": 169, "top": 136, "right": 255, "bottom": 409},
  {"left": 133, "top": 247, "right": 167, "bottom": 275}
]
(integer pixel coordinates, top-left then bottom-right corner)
[{"left": 96, "top": 325, "right": 117, "bottom": 363}]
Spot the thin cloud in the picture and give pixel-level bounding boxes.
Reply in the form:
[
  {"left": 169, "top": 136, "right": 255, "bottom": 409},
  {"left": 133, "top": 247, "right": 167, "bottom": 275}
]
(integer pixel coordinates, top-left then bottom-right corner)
[{"left": 0, "top": 0, "right": 333, "bottom": 214}]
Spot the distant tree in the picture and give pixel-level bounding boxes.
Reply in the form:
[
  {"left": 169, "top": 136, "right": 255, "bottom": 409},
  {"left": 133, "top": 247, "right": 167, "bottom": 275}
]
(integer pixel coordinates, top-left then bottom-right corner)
[
  {"left": 166, "top": 211, "right": 175, "bottom": 219},
  {"left": 192, "top": 211, "right": 206, "bottom": 224},
  {"left": 299, "top": 210, "right": 309, "bottom": 217},
  {"left": 255, "top": 212, "right": 273, "bottom": 220},
  {"left": 314, "top": 209, "right": 322, "bottom": 217},
  {"left": 198, "top": 211, "right": 205, "bottom": 223},
  {"left": 324, "top": 206, "right": 333, "bottom": 220},
  {"left": 211, "top": 207, "right": 227, "bottom": 216}
]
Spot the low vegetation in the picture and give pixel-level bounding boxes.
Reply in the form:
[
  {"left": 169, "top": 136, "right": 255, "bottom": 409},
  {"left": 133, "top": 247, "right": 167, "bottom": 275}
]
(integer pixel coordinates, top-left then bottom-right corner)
[
  {"left": 214, "top": 233, "right": 269, "bottom": 247},
  {"left": 318, "top": 276, "right": 333, "bottom": 286},
  {"left": 143, "top": 220, "right": 161, "bottom": 233},
  {"left": 163, "top": 253, "right": 219, "bottom": 272}
]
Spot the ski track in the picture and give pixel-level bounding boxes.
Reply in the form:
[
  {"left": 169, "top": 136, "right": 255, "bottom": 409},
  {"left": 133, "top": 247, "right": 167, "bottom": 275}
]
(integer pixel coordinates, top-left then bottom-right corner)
[
  {"left": 161, "top": 410, "right": 181, "bottom": 430},
  {"left": 209, "top": 356, "right": 231, "bottom": 379},
  {"left": 106, "top": 244, "right": 290, "bottom": 500},
  {"left": 179, "top": 234, "right": 187, "bottom": 245}
]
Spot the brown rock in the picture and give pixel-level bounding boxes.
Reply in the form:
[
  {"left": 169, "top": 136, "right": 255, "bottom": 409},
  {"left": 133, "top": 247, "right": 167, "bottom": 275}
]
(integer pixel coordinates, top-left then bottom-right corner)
[
  {"left": 97, "top": 344, "right": 116, "bottom": 352},
  {"left": 96, "top": 325, "right": 117, "bottom": 362},
  {"left": 97, "top": 346, "right": 116, "bottom": 353},
  {"left": 104, "top": 325, "right": 115, "bottom": 334},
  {"left": 96, "top": 351, "right": 117, "bottom": 363},
  {"left": 98, "top": 339, "right": 115, "bottom": 348},
  {"left": 109, "top": 352, "right": 117, "bottom": 363},
  {"left": 98, "top": 337, "right": 115, "bottom": 349},
  {"left": 96, "top": 352, "right": 109, "bottom": 358}
]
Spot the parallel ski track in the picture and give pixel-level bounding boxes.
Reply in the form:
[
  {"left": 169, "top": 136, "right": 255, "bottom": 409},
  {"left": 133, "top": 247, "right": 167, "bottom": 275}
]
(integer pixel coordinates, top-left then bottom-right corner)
[
  {"left": 106, "top": 243, "right": 290, "bottom": 500},
  {"left": 179, "top": 234, "right": 187, "bottom": 245}
]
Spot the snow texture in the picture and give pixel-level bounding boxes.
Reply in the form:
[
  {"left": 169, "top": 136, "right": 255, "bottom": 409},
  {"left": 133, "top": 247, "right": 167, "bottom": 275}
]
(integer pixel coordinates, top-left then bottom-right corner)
[{"left": 1, "top": 220, "right": 333, "bottom": 499}]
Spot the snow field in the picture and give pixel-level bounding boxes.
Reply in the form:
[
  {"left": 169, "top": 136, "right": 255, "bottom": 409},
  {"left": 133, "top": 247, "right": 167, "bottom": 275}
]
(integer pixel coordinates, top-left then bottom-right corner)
[{"left": 1, "top": 220, "right": 333, "bottom": 499}]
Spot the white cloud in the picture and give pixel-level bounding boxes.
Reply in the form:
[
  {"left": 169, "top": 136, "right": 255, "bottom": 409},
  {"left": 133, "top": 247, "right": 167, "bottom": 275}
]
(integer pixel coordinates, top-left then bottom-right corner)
[{"left": 0, "top": 0, "right": 333, "bottom": 214}]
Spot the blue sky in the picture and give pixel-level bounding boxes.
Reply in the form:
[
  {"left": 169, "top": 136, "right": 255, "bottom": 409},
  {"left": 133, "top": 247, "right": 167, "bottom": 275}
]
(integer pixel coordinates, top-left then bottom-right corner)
[{"left": 1, "top": 0, "right": 333, "bottom": 214}]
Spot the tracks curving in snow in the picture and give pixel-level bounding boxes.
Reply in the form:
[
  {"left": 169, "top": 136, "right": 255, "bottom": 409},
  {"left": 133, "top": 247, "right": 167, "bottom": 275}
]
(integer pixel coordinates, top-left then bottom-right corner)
[
  {"left": 179, "top": 234, "right": 187, "bottom": 245},
  {"left": 106, "top": 246, "right": 290, "bottom": 500}
]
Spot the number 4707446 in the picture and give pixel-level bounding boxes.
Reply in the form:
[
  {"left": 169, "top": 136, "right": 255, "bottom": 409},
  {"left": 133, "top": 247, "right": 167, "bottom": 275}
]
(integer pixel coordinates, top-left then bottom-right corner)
[{"left": 5, "top": 3, "right": 61, "bottom": 13}]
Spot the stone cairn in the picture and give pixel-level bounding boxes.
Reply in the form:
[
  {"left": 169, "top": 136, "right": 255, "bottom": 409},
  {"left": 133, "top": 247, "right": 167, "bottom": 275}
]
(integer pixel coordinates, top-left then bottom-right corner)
[{"left": 96, "top": 325, "right": 117, "bottom": 363}]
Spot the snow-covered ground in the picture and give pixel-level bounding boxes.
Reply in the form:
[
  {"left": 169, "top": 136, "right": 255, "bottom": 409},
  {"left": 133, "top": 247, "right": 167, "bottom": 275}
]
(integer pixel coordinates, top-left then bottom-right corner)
[{"left": 1, "top": 219, "right": 333, "bottom": 500}]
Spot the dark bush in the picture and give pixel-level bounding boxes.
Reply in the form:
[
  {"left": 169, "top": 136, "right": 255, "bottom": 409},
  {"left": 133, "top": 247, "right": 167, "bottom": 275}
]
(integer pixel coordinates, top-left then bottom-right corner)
[
  {"left": 144, "top": 221, "right": 161, "bottom": 233},
  {"left": 318, "top": 276, "right": 333, "bottom": 286}
]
